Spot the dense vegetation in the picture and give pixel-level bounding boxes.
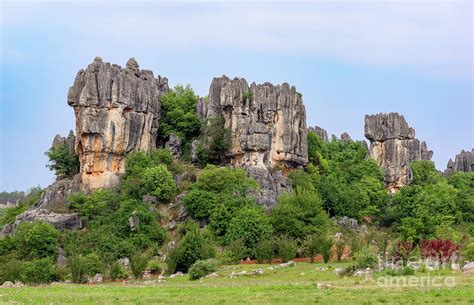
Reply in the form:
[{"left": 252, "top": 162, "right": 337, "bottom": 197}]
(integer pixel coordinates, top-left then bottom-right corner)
[
  {"left": 45, "top": 143, "right": 80, "bottom": 179},
  {"left": 158, "top": 85, "right": 201, "bottom": 159},
  {"left": 0, "top": 86, "right": 472, "bottom": 285}
]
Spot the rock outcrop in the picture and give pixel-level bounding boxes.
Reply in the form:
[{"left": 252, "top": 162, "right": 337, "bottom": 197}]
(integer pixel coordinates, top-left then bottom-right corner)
[
  {"left": 364, "top": 113, "right": 433, "bottom": 193},
  {"left": 309, "top": 126, "right": 328, "bottom": 141},
  {"left": 444, "top": 149, "right": 474, "bottom": 175},
  {"left": 52, "top": 130, "right": 76, "bottom": 158},
  {"left": 198, "top": 76, "right": 307, "bottom": 208},
  {"left": 1, "top": 175, "right": 83, "bottom": 237},
  {"left": 67, "top": 57, "right": 169, "bottom": 191}
]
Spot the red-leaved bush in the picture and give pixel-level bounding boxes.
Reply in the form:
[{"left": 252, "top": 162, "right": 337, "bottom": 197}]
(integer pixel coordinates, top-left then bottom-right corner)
[{"left": 420, "top": 239, "right": 460, "bottom": 261}]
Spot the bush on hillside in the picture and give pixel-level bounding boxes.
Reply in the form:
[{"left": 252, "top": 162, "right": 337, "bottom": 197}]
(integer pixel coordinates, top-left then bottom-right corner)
[
  {"left": 188, "top": 259, "right": 219, "bottom": 280},
  {"left": 14, "top": 221, "right": 60, "bottom": 260},
  {"left": 167, "top": 226, "right": 216, "bottom": 274}
]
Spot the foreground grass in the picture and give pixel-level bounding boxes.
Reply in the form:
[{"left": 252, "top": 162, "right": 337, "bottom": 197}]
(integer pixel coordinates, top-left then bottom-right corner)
[{"left": 1, "top": 263, "right": 473, "bottom": 304}]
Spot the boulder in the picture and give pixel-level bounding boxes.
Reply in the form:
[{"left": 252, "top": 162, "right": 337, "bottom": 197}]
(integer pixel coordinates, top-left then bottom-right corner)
[
  {"left": 1, "top": 208, "right": 82, "bottom": 237},
  {"left": 67, "top": 57, "right": 169, "bottom": 191},
  {"left": 364, "top": 113, "right": 433, "bottom": 193},
  {"left": 165, "top": 135, "right": 182, "bottom": 159}
]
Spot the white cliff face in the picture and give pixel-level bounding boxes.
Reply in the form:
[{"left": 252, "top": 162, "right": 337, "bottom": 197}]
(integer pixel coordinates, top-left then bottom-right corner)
[
  {"left": 365, "top": 113, "right": 433, "bottom": 193},
  {"left": 67, "top": 57, "right": 169, "bottom": 191}
]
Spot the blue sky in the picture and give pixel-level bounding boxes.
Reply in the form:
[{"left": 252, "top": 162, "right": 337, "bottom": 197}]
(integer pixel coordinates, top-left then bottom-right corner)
[{"left": 1, "top": 0, "right": 472, "bottom": 191}]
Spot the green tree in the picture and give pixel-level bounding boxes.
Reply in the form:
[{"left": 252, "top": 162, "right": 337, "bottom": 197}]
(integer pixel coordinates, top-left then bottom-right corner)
[
  {"left": 270, "top": 191, "right": 330, "bottom": 240},
  {"left": 14, "top": 221, "right": 60, "bottom": 260},
  {"left": 159, "top": 85, "right": 201, "bottom": 144},
  {"left": 225, "top": 206, "right": 273, "bottom": 254},
  {"left": 167, "top": 226, "right": 216, "bottom": 273},
  {"left": 142, "top": 165, "right": 176, "bottom": 202},
  {"left": 182, "top": 189, "right": 218, "bottom": 220},
  {"left": 45, "top": 142, "right": 80, "bottom": 179}
]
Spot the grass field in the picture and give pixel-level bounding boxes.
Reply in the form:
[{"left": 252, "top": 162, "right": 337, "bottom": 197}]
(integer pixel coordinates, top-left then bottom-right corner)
[{"left": 1, "top": 262, "right": 473, "bottom": 304}]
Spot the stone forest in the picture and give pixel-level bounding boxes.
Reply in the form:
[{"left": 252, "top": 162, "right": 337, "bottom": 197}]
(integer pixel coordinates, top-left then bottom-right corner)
[{"left": 0, "top": 57, "right": 473, "bottom": 303}]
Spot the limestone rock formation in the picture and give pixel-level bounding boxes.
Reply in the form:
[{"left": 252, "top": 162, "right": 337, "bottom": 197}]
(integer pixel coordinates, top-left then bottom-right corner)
[
  {"left": 444, "top": 149, "right": 474, "bottom": 175},
  {"left": 1, "top": 176, "right": 83, "bottom": 236},
  {"left": 198, "top": 76, "right": 307, "bottom": 208},
  {"left": 308, "top": 126, "right": 328, "bottom": 141},
  {"left": 340, "top": 132, "right": 352, "bottom": 143},
  {"left": 364, "top": 113, "right": 433, "bottom": 193},
  {"left": 165, "top": 135, "right": 182, "bottom": 159},
  {"left": 67, "top": 57, "right": 169, "bottom": 191},
  {"left": 198, "top": 76, "right": 308, "bottom": 168},
  {"left": 52, "top": 130, "right": 76, "bottom": 157}
]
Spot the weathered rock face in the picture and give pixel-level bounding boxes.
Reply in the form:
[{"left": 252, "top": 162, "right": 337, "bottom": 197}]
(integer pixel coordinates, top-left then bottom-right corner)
[
  {"left": 308, "top": 126, "right": 328, "bottom": 141},
  {"left": 198, "top": 76, "right": 307, "bottom": 208},
  {"left": 68, "top": 57, "right": 169, "bottom": 191},
  {"left": 52, "top": 130, "right": 76, "bottom": 157},
  {"left": 364, "top": 113, "right": 433, "bottom": 193},
  {"left": 1, "top": 176, "right": 83, "bottom": 237},
  {"left": 165, "top": 135, "right": 182, "bottom": 159},
  {"left": 444, "top": 149, "right": 474, "bottom": 175},
  {"left": 198, "top": 76, "right": 307, "bottom": 168}
]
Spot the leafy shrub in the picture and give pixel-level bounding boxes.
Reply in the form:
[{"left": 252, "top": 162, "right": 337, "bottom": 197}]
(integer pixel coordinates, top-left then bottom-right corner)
[
  {"left": 68, "top": 190, "right": 119, "bottom": 223},
  {"left": 225, "top": 206, "right": 273, "bottom": 254},
  {"left": 420, "top": 239, "right": 460, "bottom": 262},
  {"left": 82, "top": 252, "right": 103, "bottom": 276},
  {"left": 130, "top": 253, "right": 149, "bottom": 278},
  {"left": 353, "top": 246, "right": 378, "bottom": 269},
  {"left": 255, "top": 239, "right": 274, "bottom": 264},
  {"left": 303, "top": 235, "right": 320, "bottom": 263},
  {"left": 0, "top": 236, "right": 16, "bottom": 256},
  {"left": 288, "top": 170, "right": 316, "bottom": 193},
  {"left": 391, "top": 240, "right": 414, "bottom": 263},
  {"left": 149, "top": 148, "right": 173, "bottom": 166},
  {"left": 110, "top": 261, "right": 128, "bottom": 280},
  {"left": 461, "top": 241, "right": 474, "bottom": 261},
  {"left": 335, "top": 239, "right": 345, "bottom": 262},
  {"left": 45, "top": 138, "right": 80, "bottom": 179},
  {"left": 383, "top": 266, "right": 415, "bottom": 276},
  {"left": 20, "top": 258, "right": 57, "bottom": 284},
  {"left": 193, "top": 166, "right": 258, "bottom": 195},
  {"left": 182, "top": 189, "right": 218, "bottom": 220},
  {"left": 69, "top": 255, "right": 87, "bottom": 283},
  {"left": 270, "top": 191, "right": 330, "bottom": 240},
  {"left": 0, "top": 256, "right": 24, "bottom": 283},
  {"left": 14, "top": 221, "right": 60, "bottom": 259},
  {"left": 275, "top": 236, "right": 297, "bottom": 262},
  {"left": 147, "top": 259, "right": 165, "bottom": 275},
  {"left": 401, "top": 266, "right": 415, "bottom": 276},
  {"left": 317, "top": 235, "right": 333, "bottom": 264},
  {"left": 167, "top": 226, "right": 216, "bottom": 273},
  {"left": 0, "top": 205, "right": 26, "bottom": 227},
  {"left": 143, "top": 165, "right": 176, "bottom": 202},
  {"left": 226, "top": 239, "right": 248, "bottom": 264},
  {"left": 188, "top": 259, "right": 219, "bottom": 280}
]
